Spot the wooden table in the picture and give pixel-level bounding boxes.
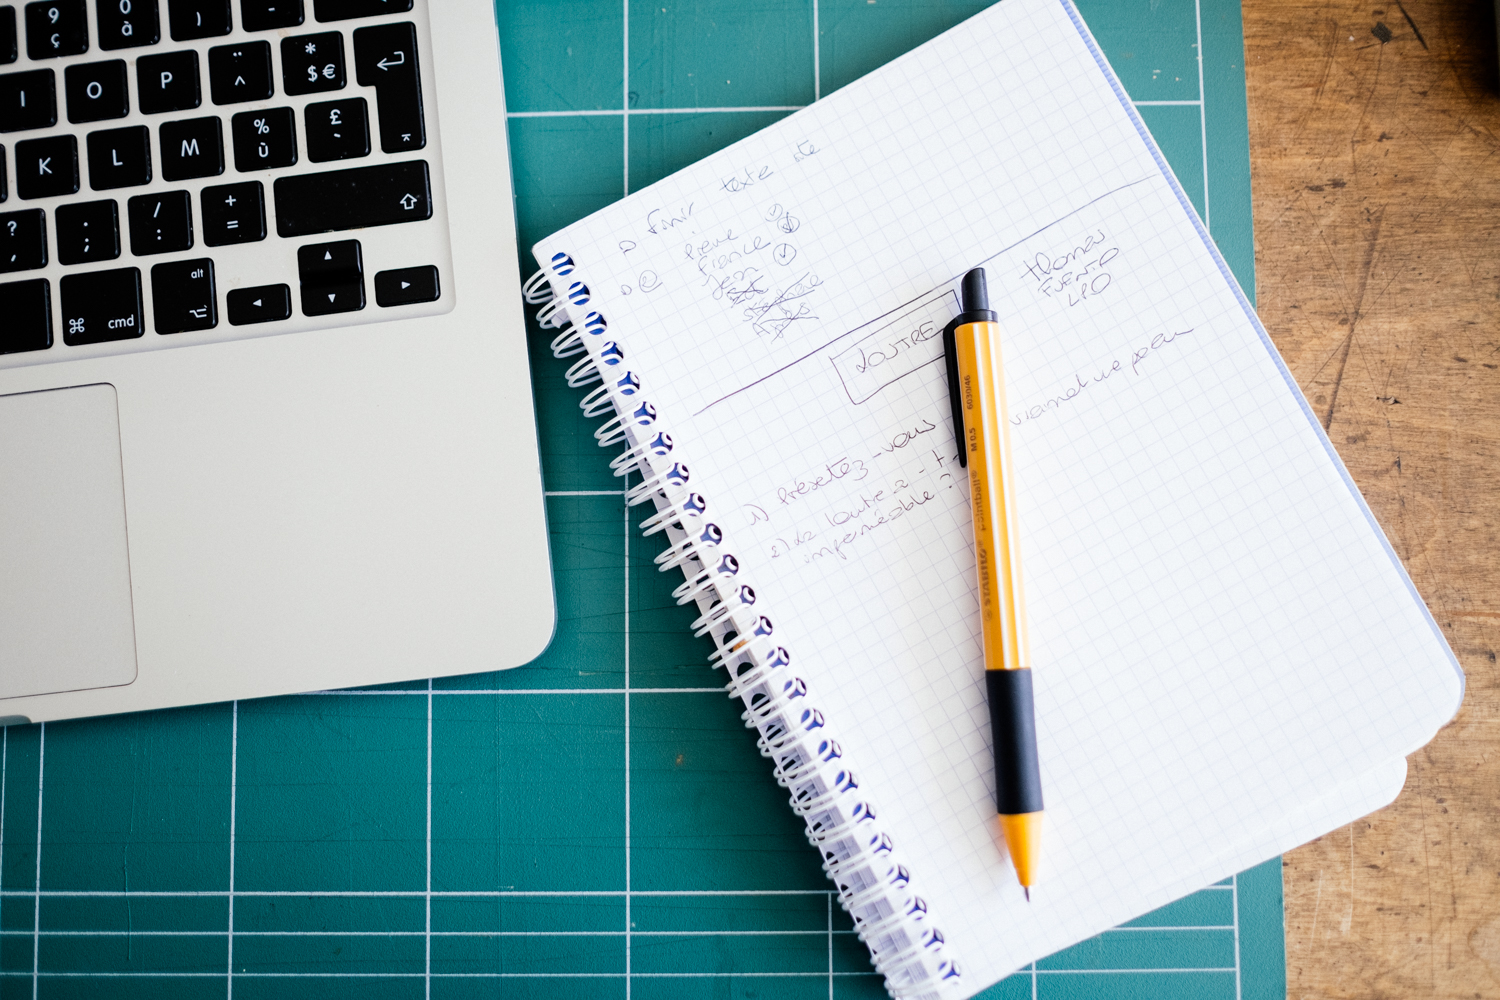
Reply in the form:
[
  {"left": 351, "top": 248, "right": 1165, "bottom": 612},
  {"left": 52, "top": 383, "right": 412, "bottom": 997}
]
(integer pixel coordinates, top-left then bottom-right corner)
[{"left": 1244, "top": 1, "right": 1500, "bottom": 994}]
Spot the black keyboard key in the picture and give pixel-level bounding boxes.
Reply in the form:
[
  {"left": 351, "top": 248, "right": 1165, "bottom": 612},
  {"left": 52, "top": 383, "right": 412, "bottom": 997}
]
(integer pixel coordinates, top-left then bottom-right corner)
[
  {"left": 25, "top": 0, "right": 88, "bottom": 58},
  {"left": 0, "top": 145, "right": 7, "bottom": 199},
  {"left": 227, "top": 282, "right": 289, "bottom": 324},
  {"left": 15, "top": 134, "right": 75, "bottom": 198},
  {"left": 151, "top": 257, "right": 215, "bottom": 333},
  {"left": 0, "top": 7, "right": 15, "bottom": 63},
  {"left": 0, "top": 69, "right": 57, "bottom": 132},
  {"left": 126, "top": 189, "right": 191, "bottom": 254},
  {"left": 208, "top": 39, "right": 270, "bottom": 105},
  {"left": 137, "top": 50, "right": 199, "bottom": 113},
  {"left": 200, "top": 179, "right": 262, "bottom": 244},
  {"left": 374, "top": 265, "right": 437, "bottom": 307},
  {"left": 97, "top": 0, "right": 159, "bottom": 50},
  {"left": 230, "top": 105, "right": 294, "bottom": 170},
  {"left": 55, "top": 198, "right": 118, "bottom": 263},
  {"left": 87, "top": 124, "right": 150, "bottom": 189},
  {"left": 304, "top": 96, "right": 365, "bottom": 162},
  {"left": 282, "top": 30, "right": 342, "bottom": 96},
  {"left": 0, "top": 277, "right": 50, "bottom": 353},
  {"left": 0, "top": 206, "right": 45, "bottom": 272},
  {"left": 167, "top": 0, "right": 228, "bottom": 40},
  {"left": 160, "top": 116, "right": 222, "bottom": 179},
  {"left": 65, "top": 59, "right": 128, "bottom": 123},
  {"left": 314, "top": 0, "right": 406, "bottom": 21},
  {"left": 274, "top": 159, "right": 428, "bottom": 237},
  {"left": 298, "top": 238, "right": 360, "bottom": 315},
  {"left": 241, "top": 0, "right": 301, "bottom": 31},
  {"left": 352, "top": 22, "right": 422, "bottom": 153},
  {"left": 61, "top": 266, "right": 141, "bottom": 344}
]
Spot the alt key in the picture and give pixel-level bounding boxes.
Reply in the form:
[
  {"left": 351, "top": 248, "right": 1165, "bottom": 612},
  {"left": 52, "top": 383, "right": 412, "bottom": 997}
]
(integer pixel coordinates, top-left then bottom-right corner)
[
  {"left": 227, "top": 284, "right": 292, "bottom": 326},
  {"left": 152, "top": 258, "right": 217, "bottom": 334},
  {"left": 374, "top": 265, "right": 439, "bottom": 308}
]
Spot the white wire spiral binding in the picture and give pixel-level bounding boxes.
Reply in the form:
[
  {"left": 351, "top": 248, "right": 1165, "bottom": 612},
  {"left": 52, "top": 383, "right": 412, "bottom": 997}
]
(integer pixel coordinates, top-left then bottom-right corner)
[
  {"left": 550, "top": 322, "right": 586, "bottom": 359},
  {"left": 528, "top": 259, "right": 961, "bottom": 999},
  {"left": 535, "top": 295, "right": 569, "bottom": 329},
  {"left": 523, "top": 265, "right": 557, "bottom": 305}
]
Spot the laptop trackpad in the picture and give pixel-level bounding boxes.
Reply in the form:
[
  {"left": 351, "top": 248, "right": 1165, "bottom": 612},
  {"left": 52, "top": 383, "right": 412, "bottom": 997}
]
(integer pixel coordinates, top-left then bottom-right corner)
[{"left": 0, "top": 384, "right": 138, "bottom": 700}]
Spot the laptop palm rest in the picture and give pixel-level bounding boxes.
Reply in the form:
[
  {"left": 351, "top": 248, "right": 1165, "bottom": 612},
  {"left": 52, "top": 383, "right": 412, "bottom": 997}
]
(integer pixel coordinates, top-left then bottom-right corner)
[{"left": 0, "top": 384, "right": 138, "bottom": 701}]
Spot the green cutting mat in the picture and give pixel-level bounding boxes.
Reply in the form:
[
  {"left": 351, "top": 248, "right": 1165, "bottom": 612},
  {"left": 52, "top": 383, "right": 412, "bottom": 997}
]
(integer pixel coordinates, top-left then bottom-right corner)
[{"left": 0, "top": 2, "right": 1279, "bottom": 998}]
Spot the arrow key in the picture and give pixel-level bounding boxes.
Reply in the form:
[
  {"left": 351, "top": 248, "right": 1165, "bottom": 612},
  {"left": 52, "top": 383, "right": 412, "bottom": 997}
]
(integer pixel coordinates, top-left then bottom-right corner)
[
  {"left": 375, "top": 265, "right": 438, "bottom": 308},
  {"left": 298, "top": 238, "right": 363, "bottom": 316},
  {"left": 227, "top": 284, "right": 292, "bottom": 326}
]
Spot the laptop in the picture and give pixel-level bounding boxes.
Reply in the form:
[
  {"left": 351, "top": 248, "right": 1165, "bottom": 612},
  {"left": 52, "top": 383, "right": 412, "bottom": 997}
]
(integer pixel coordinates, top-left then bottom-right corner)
[{"left": 0, "top": 0, "right": 554, "bottom": 724}]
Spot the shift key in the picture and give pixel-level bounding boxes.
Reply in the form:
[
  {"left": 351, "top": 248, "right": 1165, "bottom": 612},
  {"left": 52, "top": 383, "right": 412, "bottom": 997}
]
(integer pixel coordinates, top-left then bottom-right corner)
[{"left": 274, "top": 160, "right": 431, "bottom": 237}]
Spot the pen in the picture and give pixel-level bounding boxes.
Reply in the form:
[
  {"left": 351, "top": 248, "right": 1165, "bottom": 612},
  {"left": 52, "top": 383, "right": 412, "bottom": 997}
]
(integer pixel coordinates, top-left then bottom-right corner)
[{"left": 942, "top": 267, "right": 1044, "bottom": 900}]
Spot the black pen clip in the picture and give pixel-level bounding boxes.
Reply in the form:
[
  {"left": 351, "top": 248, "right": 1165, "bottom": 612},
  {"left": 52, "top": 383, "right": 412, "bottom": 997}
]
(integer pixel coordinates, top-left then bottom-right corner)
[{"left": 941, "top": 267, "right": 997, "bottom": 470}]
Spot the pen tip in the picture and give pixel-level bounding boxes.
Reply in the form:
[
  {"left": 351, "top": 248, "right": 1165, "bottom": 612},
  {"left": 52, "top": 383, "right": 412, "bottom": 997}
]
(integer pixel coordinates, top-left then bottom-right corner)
[{"left": 1024, "top": 887, "right": 1031, "bottom": 902}]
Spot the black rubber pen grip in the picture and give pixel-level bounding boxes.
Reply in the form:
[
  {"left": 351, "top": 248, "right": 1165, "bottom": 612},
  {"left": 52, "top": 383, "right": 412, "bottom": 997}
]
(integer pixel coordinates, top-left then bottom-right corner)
[{"left": 986, "top": 668, "right": 1044, "bottom": 816}]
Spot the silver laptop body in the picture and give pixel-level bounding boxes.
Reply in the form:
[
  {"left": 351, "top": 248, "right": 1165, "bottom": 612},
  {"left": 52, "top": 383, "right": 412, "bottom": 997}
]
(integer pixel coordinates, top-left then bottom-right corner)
[{"left": 0, "top": 0, "right": 554, "bottom": 723}]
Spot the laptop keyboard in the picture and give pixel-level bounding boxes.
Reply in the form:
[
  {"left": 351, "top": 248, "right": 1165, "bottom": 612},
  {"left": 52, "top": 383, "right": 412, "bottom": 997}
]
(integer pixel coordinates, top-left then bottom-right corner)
[{"left": 0, "top": 0, "right": 453, "bottom": 364}]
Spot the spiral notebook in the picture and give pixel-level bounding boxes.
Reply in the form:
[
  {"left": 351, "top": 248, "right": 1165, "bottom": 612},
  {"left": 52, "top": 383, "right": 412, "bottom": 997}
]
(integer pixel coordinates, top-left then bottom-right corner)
[{"left": 523, "top": 0, "right": 1464, "bottom": 996}]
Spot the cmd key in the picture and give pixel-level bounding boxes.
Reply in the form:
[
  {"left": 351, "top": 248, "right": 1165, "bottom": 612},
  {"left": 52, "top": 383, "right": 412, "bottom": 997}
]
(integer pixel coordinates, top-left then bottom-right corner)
[
  {"left": 273, "top": 158, "right": 429, "bottom": 237},
  {"left": 352, "top": 22, "right": 422, "bottom": 153},
  {"left": 61, "top": 266, "right": 142, "bottom": 345}
]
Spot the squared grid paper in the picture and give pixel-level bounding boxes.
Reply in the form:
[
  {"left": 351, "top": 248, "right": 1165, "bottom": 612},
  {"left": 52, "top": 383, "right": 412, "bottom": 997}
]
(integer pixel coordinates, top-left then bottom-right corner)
[
  {"left": 530, "top": 0, "right": 1458, "bottom": 994},
  {"left": 0, "top": 2, "right": 1420, "bottom": 1000}
]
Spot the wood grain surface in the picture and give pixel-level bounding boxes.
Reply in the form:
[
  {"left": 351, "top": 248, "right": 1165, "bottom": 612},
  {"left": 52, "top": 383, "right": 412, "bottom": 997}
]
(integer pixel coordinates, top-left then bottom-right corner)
[{"left": 1243, "top": 1, "right": 1500, "bottom": 995}]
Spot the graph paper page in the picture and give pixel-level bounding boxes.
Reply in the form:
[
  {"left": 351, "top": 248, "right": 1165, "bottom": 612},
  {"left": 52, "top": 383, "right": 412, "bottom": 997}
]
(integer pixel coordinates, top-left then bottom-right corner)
[{"left": 534, "top": 0, "right": 1462, "bottom": 989}]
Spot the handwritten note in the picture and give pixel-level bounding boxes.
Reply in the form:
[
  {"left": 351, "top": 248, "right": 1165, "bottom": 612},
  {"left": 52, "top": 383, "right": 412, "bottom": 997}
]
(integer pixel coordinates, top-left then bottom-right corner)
[
  {"left": 531, "top": 1, "right": 1463, "bottom": 989},
  {"left": 829, "top": 292, "right": 957, "bottom": 404}
]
